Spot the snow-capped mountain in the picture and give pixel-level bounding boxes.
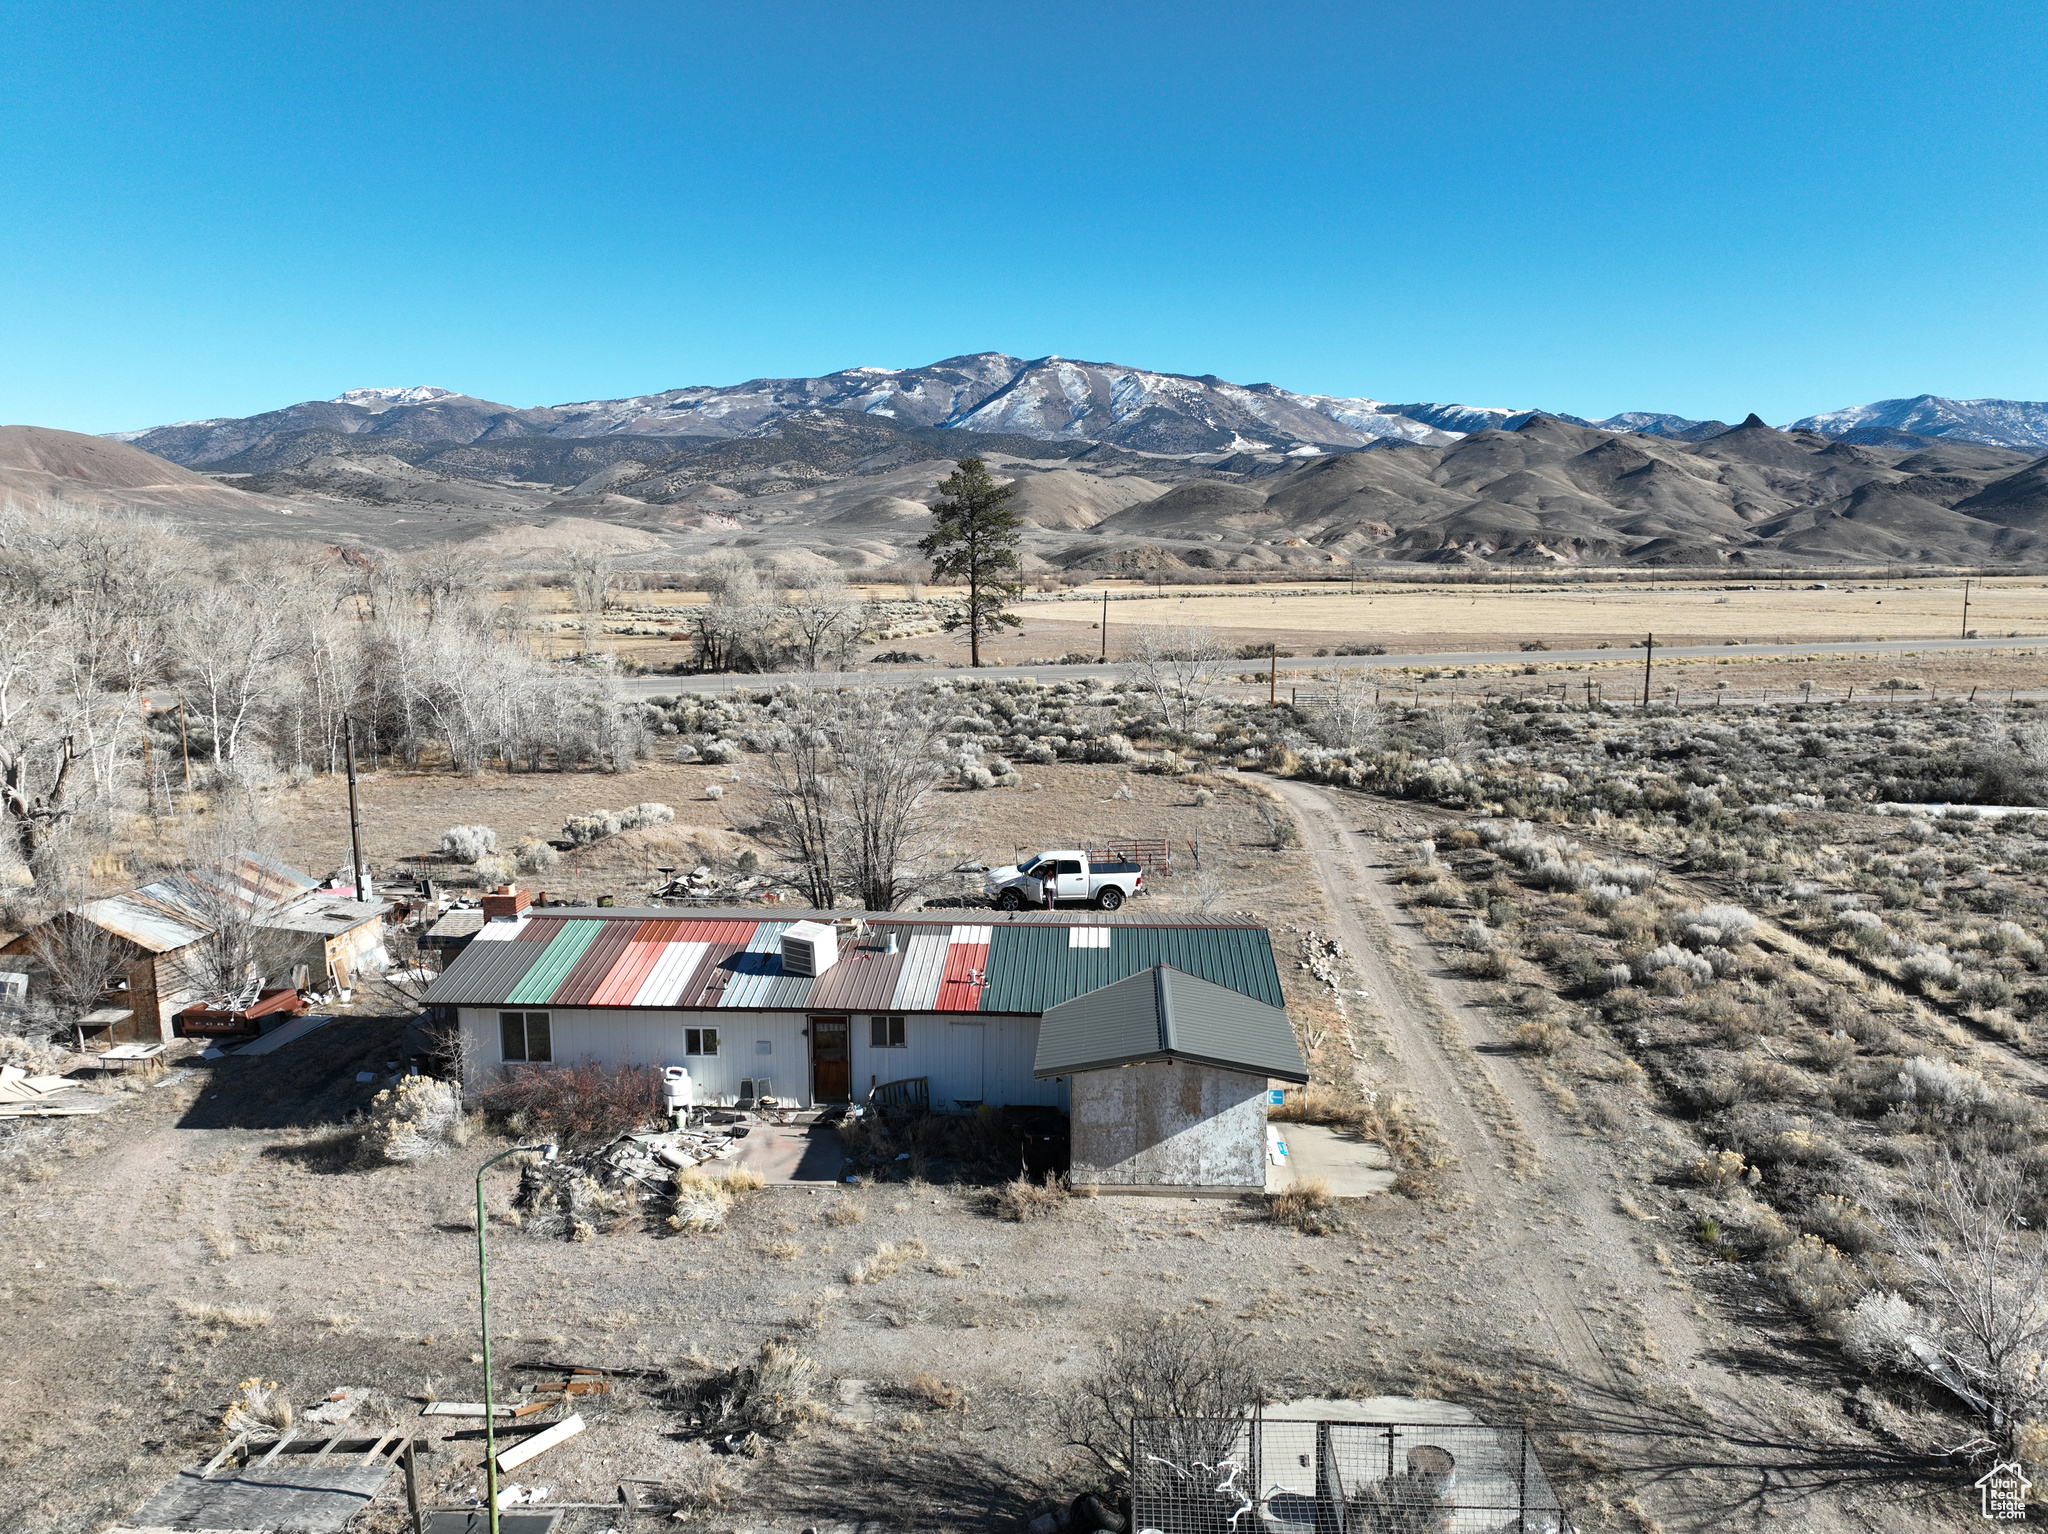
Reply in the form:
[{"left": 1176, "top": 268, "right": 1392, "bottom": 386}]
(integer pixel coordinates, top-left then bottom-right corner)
[
  {"left": 332, "top": 386, "right": 460, "bottom": 408},
  {"left": 1788, "top": 396, "right": 2048, "bottom": 454}
]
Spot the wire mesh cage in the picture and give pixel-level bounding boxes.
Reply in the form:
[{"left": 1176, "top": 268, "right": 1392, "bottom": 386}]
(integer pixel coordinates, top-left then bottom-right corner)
[{"left": 1131, "top": 1414, "right": 1573, "bottom": 1534}]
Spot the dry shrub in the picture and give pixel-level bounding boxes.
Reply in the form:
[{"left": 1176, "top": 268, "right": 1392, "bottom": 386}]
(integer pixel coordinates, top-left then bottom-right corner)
[
  {"left": 1268, "top": 1177, "right": 1341, "bottom": 1235},
  {"left": 181, "top": 1302, "right": 275, "bottom": 1332},
  {"left": 1269, "top": 1083, "right": 1371, "bottom": 1130},
  {"left": 911, "top": 1371, "right": 965, "bottom": 1412},
  {"left": 219, "top": 1376, "right": 292, "bottom": 1438},
  {"left": 846, "top": 1238, "right": 927, "bottom": 1285},
  {"left": 1512, "top": 1017, "right": 1572, "bottom": 1055},
  {"left": 353, "top": 1076, "right": 467, "bottom": 1167},
  {"left": 655, "top": 1444, "right": 745, "bottom": 1515},
  {"left": 820, "top": 1197, "right": 866, "bottom": 1226},
  {"left": 1768, "top": 1233, "right": 1860, "bottom": 1316},
  {"left": 716, "top": 1342, "right": 821, "bottom": 1435},
  {"left": 1692, "top": 1150, "right": 1748, "bottom": 1190},
  {"left": 991, "top": 1171, "right": 1069, "bottom": 1221},
  {"left": 670, "top": 1166, "right": 763, "bottom": 1234},
  {"left": 478, "top": 1060, "right": 662, "bottom": 1146},
  {"left": 1363, "top": 1092, "right": 1450, "bottom": 1199},
  {"left": 1058, "top": 1311, "right": 1264, "bottom": 1486}
]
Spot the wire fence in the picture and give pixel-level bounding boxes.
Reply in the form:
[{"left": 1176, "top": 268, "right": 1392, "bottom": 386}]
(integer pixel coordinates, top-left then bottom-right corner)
[{"left": 1132, "top": 1414, "right": 1572, "bottom": 1534}]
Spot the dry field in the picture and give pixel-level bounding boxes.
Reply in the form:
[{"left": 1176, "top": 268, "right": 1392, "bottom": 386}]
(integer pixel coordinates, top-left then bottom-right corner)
[{"left": 526, "top": 575, "right": 2048, "bottom": 677}]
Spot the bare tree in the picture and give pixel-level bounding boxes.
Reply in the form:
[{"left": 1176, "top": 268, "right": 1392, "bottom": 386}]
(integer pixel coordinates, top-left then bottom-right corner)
[
  {"left": 568, "top": 551, "right": 619, "bottom": 616},
  {"left": 1057, "top": 1311, "right": 1265, "bottom": 1489},
  {"left": 756, "top": 689, "right": 837, "bottom": 908},
  {"left": 779, "top": 566, "right": 857, "bottom": 674},
  {"left": 1306, "top": 677, "right": 1386, "bottom": 752},
  {"left": 26, "top": 873, "right": 132, "bottom": 1049},
  {"left": 158, "top": 823, "right": 306, "bottom": 1003},
  {"left": 831, "top": 689, "right": 947, "bottom": 910},
  {"left": 1872, "top": 1144, "right": 2048, "bottom": 1455},
  {"left": 1127, "top": 624, "right": 1231, "bottom": 737}
]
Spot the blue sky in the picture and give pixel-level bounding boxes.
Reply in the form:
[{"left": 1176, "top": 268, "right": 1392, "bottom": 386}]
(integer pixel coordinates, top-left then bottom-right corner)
[{"left": 2, "top": 1, "right": 2043, "bottom": 434}]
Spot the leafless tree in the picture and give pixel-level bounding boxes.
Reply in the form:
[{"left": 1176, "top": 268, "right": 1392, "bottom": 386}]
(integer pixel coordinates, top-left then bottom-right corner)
[
  {"left": 1057, "top": 1311, "right": 1265, "bottom": 1489},
  {"left": 778, "top": 566, "right": 857, "bottom": 674},
  {"left": 25, "top": 869, "right": 132, "bottom": 1048},
  {"left": 1873, "top": 1143, "right": 2048, "bottom": 1455},
  {"left": 831, "top": 689, "right": 947, "bottom": 910},
  {"left": 568, "top": 551, "right": 619, "bottom": 615},
  {"left": 756, "top": 689, "right": 838, "bottom": 908},
  {"left": 1127, "top": 624, "right": 1231, "bottom": 737},
  {"left": 157, "top": 822, "right": 304, "bottom": 1004},
  {"left": 1306, "top": 677, "right": 1386, "bottom": 752}
]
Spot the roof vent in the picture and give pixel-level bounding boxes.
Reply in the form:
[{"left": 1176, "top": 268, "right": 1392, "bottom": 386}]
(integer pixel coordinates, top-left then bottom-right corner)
[{"left": 781, "top": 919, "right": 839, "bottom": 978}]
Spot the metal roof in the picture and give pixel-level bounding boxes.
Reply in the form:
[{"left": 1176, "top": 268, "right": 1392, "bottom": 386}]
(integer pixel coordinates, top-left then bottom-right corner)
[
  {"left": 1033, "top": 964, "right": 1309, "bottom": 1082},
  {"left": 419, "top": 910, "right": 1287, "bottom": 1020},
  {"left": 75, "top": 853, "right": 320, "bottom": 954}
]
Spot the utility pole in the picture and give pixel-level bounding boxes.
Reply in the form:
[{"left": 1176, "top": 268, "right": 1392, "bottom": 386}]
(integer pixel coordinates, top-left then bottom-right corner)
[
  {"left": 345, "top": 717, "right": 370, "bottom": 902},
  {"left": 1269, "top": 643, "right": 1278, "bottom": 707},
  {"left": 140, "top": 700, "right": 155, "bottom": 816},
  {"left": 1640, "top": 632, "right": 1654, "bottom": 711},
  {"left": 1961, "top": 578, "right": 1972, "bottom": 639},
  {"left": 175, "top": 693, "right": 192, "bottom": 793},
  {"left": 1099, "top": 586, "right": 1108, "bottom": 663}
]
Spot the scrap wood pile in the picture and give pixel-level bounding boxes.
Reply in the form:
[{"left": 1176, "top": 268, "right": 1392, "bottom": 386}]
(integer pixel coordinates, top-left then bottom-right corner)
[
  {"left": 514, "top": 1126, "right": 745, "bottom": 1239},
  {"left": 0, "top": 1063, "right": 97, "bottom": 1117}
]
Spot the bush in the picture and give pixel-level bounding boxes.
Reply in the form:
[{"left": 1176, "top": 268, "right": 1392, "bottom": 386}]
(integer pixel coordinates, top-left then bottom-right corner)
[
  {"left": 990, "top": 1171, "right": 1069, "bottom": 1221},
  {"left": 714, "top": 1342, "right": 821, "bottom": 1435},
  {"left": 1057, "top": 1312, "right": 1264, "bottom": 1486},
  {"left": 477, "top": 1060, "right": 663, "bottom": 1145},
  {"left": 1268, "top": 1177, "right": 1341, "bottom": 1234},
  {"left": 1692, "top": 1149, "right": 1747, "bottom": 1189},
  {"left": 513, "top": 839, "right": 560, "bottom": 875},
  {"left": 1837, "top": 1290, "right": 1922, "bottom": 1372},
  {"left": 354, "top": 1076, "right": 467, "bottom": 1167},
  {"left": 440, "top": 824, "right": 498, "bottom": 863}
]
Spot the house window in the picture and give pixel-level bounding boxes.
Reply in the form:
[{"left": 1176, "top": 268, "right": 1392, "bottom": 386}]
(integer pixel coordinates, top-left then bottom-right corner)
[
  {"left": 869, "top": 1014, "right": 906, "bottom": 1048},
  {"left": 499, "top": 1011, "right": 552, "bottom": 1063},
  {"left": 685, "top": 1027, "right": 720, "bottom": 1057}
]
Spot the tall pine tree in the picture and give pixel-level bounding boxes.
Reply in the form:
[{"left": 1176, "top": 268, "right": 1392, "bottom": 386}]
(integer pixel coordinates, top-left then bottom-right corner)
[{"left": 918, "top": 457, "right": 1023, "bottom": 667}]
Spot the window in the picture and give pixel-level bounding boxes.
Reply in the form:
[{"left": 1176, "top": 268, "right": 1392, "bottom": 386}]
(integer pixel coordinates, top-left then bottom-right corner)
[
  {"left": 1055, "top": 859, "right": 1083, "bottom": 876},
  {"left": 685, "top": 1027, "right": 720, "bottom": 1057},
  {"left": 499, "top": 1011, "right": 551, "bottom": 1063},
  {"left": 869, "top": 1014, "right": 906, "bottom": 1048}
]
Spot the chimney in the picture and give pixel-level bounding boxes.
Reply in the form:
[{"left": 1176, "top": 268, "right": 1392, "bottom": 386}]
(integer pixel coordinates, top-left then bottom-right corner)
[{"left": 481, "top": 884, "right": 532, "bottom": 922}]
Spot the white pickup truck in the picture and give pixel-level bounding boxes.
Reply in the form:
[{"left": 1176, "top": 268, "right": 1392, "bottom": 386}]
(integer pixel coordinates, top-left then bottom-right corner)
[{"left": 984, "top": 849, "right": 1144, "bottom": 911}]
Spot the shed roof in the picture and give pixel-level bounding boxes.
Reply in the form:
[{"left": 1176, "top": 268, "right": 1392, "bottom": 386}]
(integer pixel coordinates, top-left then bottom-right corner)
[
  {"left": 1032, "top": 963, "right": 1308, "bottom": 1082},
  {"left": 418, "top": 910, "right": 1285, "bottom": 1018},
  {"left": 75, "top": 853, "right": 318, "bottom": 953}
]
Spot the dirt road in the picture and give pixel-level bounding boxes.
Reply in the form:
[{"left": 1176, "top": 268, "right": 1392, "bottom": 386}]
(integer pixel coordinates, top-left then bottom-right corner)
[{"left": 1268, "top": 777, "right": 1955, "bottom": 1532}]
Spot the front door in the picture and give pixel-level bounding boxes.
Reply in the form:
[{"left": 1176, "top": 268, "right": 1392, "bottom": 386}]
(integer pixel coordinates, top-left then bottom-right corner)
[
  {"left": 809, "top": 1016, "right": 850, "bottom": 1103},
  {"left": 1054, "top": 858, "right": 1087, "bottom": 904}
]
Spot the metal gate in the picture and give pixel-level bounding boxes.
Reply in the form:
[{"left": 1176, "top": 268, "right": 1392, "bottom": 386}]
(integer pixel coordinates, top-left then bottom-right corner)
[{"left": 1131, "top": 1415, "right": 1572, "bottom": 1534}]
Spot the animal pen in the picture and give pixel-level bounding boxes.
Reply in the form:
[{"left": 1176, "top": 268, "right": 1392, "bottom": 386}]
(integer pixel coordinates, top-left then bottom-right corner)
[{"left": 1131, "top": 1412, "right": 1572, "bottom": 1533}]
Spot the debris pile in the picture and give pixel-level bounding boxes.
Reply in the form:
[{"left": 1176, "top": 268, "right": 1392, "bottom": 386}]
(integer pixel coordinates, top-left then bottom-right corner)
[
  {"left": 513, "top": 1126, "right": 746, "bottom": 1238},
  {"left": 0, "top": 1062, "right": 96, "bottom": 1118}
]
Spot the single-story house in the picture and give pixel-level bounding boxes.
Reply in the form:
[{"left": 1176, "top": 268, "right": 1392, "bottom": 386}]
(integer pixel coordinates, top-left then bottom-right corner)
[{"left": 420, "top": 905, "right": 1309, "bottom": 1193}]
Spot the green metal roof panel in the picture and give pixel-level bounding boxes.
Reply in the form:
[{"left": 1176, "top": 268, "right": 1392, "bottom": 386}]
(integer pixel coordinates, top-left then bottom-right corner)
[
  {"left": 980, "top": 923, "right": 1282, "bottom": 1013},
  {"left": 506, "top": 920, "right": 604, "bottom": 1006},
  {"left": 1032, "top": 963, "right": 1307, "bottom": 1081},
  {"left": 419, "top": 940, "right": 547, "bottom": 1007}
]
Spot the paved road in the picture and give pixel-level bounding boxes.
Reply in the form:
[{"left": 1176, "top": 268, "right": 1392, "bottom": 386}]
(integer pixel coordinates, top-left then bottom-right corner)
[{"left": 628, "top": 631, "right": 2048, "bottom": 696}]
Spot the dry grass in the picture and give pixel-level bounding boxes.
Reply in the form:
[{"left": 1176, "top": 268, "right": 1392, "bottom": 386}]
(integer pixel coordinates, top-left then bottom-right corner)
[
  {"left": 1267, "top": 1177, "right": 1340, "bottom": 1235},
  {"left": 989, "top": 1172, "right": 1069, "bottom": 1222},
  {"left": 175, "top": 1300, "right": 274, "bottom": 1330},
  {"left": 820, "top": 1197, "right": 866, "bottom": 1227},
  {"left": 910, "top": 1371, "right": 965, "bottom": 1411},
  {"left": 845, "top": 1238, "right": 928, "bottom": 1285}
]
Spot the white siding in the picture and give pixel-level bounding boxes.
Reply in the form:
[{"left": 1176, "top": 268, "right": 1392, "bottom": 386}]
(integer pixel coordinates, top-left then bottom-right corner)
[{"left": 462, "top": 1006, "right": 1070, "bottom": 1115}]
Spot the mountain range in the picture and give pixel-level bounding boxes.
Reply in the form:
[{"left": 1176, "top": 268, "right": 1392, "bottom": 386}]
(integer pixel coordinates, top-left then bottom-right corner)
[{"left": 2, "top": 356, "right": 2044, "bottom": 572}]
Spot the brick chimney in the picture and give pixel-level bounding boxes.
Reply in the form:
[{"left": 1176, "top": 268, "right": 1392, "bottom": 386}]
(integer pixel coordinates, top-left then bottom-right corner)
[{"left": 480, "top": 884, "right": 532, "bottom": 921}]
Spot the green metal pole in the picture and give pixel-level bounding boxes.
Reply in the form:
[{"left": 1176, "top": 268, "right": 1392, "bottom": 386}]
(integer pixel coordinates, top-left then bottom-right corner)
[{"left": 477, "top": 1143, "right": 552, "bottom": 1534}]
